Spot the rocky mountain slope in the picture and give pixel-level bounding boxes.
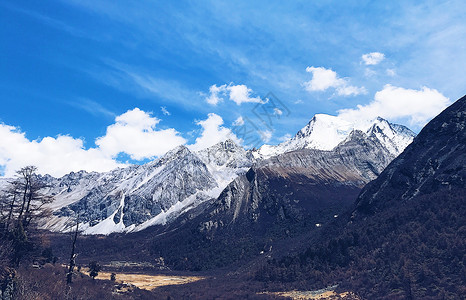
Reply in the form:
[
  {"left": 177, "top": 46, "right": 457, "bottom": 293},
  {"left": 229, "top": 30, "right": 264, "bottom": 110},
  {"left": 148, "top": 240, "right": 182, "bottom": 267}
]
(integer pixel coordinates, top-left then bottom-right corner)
[
  {"left": 257, "top": 95, "right": 466, "bottom": 299},
  {"left": 353, "top": 99, "right": 465, "bottom": 217}
]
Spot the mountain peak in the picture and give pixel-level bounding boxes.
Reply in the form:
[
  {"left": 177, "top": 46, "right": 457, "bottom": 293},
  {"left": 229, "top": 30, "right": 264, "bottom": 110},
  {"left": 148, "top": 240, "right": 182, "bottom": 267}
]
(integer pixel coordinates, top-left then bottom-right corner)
[
  {"left": 254, "top": 113, "right": 415, "bottom": 159},
  {"left": 196, "top": 138, "right": 253, "bottom": 169},
  {"left": 208, "top": 138, "right": 241, "bottom": 151},
  {"left": 164, "top": 144, "right": 191, "bottom": 157},
  {"left": 296, "top": 114, "right": 352, "bottom": 140}
]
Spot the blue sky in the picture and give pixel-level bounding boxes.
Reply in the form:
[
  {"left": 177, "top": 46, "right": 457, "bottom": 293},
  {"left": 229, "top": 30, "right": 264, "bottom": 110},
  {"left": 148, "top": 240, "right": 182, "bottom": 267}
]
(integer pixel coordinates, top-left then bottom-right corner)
[{"left": 0, "top": 0, "right": 465, "bottom": 177}]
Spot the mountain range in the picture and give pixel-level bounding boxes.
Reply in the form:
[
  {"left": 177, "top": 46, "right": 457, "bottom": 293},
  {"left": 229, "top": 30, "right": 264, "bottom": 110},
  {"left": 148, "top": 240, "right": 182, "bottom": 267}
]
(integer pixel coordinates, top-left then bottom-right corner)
[
  {"left": 13, "top": 114, "right": 414, "bottom": 236},
  {"left": 147, "top": 126, "right": 410, "bottom": 270}
]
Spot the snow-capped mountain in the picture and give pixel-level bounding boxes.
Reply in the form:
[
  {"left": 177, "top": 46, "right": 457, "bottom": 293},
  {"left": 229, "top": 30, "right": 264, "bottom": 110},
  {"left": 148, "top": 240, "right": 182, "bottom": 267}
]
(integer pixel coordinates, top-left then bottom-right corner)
[
  {"left": 42, "top": 142, "right": 254, "bottom": 234},
  {"left": 195, "top": 139, "right": 254, "bottom": 188},
  {"left": 253, "top": 114, "right": 415, "bottom": 159}
]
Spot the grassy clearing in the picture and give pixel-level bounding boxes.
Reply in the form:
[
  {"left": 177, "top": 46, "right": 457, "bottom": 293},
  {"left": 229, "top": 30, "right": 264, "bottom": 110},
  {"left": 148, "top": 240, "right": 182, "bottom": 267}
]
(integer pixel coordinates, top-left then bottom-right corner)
[{"left": 96, "top": 271, "right": 205, "bottom": 290}]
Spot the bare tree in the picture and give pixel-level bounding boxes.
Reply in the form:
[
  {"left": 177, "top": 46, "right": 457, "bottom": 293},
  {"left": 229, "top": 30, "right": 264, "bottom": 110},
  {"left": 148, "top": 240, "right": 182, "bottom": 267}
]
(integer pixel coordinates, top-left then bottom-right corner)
[
  {"left": 0, "top": 181, "right": 20, "bottom": 236},
  {"left": 66, "top": 213, "right": 80, "bottom": 284},
  {"left": 0, "top": 166, "right": 54, "bottom": 266},
  {"left": 14, "top": 166, "right": 53, "bottom": 230}
]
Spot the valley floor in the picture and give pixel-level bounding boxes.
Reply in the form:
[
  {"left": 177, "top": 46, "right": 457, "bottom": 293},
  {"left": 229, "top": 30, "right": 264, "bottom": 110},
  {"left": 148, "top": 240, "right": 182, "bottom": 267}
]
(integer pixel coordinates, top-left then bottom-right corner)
[
  {"left": 11, "top": 263, "right": 361, "bottom": 299},
  {"left": 94, "top": 270, "right": 205, "bottom": 291}
]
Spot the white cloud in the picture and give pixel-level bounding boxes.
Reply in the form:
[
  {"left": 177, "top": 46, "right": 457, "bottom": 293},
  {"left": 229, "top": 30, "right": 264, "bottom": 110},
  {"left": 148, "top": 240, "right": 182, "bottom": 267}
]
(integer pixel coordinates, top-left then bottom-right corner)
[
  {"left": 232, "top": 116, "right": 245, "bottom": 126},
  {"left": 0, "top": 108, "right": 187, "bottom": 178},
  {"left": 273, "top": 108, "right": 283, "bottom": 116},
  {"left": 205, "top": 83, "right": 262, "bottom": 105},
  {"left": 160, "top": 106, "right": 170, "bottom": 116},
  {"left": 189, "top": 113, "right": 241, "bottom": 151},
  {"left": 0, "top": 124, "right": 122, "bottom": 178},
  {"left": 227, "top": 84, "right": 262, "bottom": 105},
  {"left": 294, "top": 99, "right": 304, "bottom": 104},
  {"left": 205, "top": 84, "right": 227, "bottom": 105},
  {"left": 338, "top": 84, "right": 450, "bottom": 127},
  {"left": 303, "top": 66, "right": 367, "bottom": 96},
  {"left": 96, "top": 108, "right": 186, "bottom": 160},
  {"left": 362, "top": 52, "right": 385, "bottom": 65}
]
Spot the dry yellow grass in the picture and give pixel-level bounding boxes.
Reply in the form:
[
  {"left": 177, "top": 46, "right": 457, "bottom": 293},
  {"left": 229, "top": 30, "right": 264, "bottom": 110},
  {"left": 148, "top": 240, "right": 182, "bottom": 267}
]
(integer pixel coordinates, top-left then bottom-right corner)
[
  {"left": 95, "top": 271, "right": 205, "bottom": 291},
  {"left": 261, "top": 290, "right": 359, "bottom": 300}
]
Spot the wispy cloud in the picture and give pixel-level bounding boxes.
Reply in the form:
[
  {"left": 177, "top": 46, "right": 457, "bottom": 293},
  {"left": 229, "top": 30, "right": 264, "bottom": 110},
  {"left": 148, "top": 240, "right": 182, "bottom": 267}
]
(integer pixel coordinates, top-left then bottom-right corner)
[
  {"left": 2, "top": 2, "right": 86, "bottom": 38},
  {"left": 386, "top": 69, "right": 396, "bottom": 76},
  {"left": 259, "top": 130, "right": 272, "bottom": 143},
  {"left": 160, "top": 106, "right": 170, "bottom": 116},
  {"left": 84, "top": 60, "right": 204, "bottom": 109},
  {"left": 68, "top": 98, "right": 116, "bottom": 118}
]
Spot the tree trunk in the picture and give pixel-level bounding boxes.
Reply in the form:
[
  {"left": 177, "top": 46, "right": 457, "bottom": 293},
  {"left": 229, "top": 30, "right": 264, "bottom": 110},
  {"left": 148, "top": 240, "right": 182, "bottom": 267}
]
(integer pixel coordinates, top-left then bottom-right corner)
[
  {"left": 17, "top": 177, "right": 29, "bottom": 225},
  {"left": 5, "top": 191, "right": 17, "bottom": 234},
  {"left": 66, "top": 219, "right": 79, "bottom": 284}
]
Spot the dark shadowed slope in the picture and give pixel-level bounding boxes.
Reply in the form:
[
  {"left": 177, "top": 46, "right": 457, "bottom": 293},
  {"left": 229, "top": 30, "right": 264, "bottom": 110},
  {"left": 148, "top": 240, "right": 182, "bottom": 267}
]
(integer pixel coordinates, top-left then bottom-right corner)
[
  {"left": 353, "top": 96, "right": 466, "bottom": 217},
  {"left": 257, "top": 95, "right": 466, "bottom": 299}
]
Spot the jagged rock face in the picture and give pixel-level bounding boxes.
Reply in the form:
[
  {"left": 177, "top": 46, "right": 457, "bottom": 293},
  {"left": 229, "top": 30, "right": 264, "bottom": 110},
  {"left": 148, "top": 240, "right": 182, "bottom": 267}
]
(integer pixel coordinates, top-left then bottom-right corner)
[
  {"left": 353, "top": 95, "right": 466, "bottom": 216},
  {"left": 268, "top": 96, "right": 466, "bottom": 299},
  {"left": 366, "top": 117, "right": 414, "bottom": 156},
  {"left": 196, "top": 139, "right": 254, "bottom": 169}
]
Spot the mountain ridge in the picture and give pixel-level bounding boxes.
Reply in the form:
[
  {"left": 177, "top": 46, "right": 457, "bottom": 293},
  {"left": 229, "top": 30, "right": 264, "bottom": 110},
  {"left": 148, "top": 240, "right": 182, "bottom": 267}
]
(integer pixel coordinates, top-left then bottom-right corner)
[
  {"left": 254, "top": 115, "right": 415, "bottom": 159},
  {"left": 0, "top": 114, "right": 415, "bottom": 235}
]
